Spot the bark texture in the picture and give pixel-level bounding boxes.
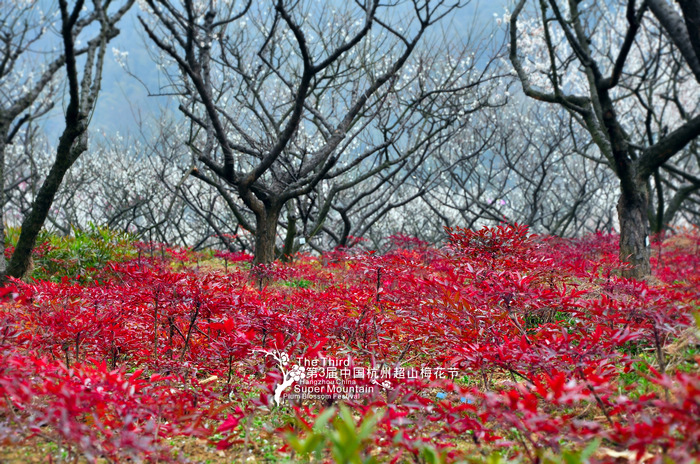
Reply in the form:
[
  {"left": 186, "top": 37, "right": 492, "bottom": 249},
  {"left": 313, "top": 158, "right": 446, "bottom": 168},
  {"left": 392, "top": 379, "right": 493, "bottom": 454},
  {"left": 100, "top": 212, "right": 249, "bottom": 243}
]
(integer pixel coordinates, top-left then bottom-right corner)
[
  {"left": 253, "top": 204, "right": 282, "bottom": 266},
  {"left": 617, "top": 180, "right": 652, "bottom": 278}
]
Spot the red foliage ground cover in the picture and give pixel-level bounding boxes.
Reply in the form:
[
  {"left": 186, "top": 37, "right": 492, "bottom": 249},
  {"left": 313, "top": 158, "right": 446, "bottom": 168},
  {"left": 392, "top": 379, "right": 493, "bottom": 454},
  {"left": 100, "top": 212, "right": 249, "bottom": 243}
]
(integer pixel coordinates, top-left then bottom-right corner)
[{"left": 0, "top": 225, "right": 698, "bottom": 462}]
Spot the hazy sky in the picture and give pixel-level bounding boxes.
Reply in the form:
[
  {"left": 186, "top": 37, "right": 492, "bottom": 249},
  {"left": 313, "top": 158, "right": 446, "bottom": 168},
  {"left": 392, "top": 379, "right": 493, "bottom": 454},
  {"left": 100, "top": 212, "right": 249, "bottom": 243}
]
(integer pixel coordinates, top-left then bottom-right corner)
[{"left": 42, "top": 0, "right": 509, "bottom": 142}]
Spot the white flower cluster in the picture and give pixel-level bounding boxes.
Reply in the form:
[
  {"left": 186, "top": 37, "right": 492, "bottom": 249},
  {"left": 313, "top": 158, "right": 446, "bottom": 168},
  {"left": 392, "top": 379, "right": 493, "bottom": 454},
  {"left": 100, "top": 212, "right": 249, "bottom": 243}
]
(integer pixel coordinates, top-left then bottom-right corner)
[
  {"left": 289, "top": 364, "right": 307, "bottom": 382},
  {"left": 112, "top": 48, "right": 129, "bottom": 69}
]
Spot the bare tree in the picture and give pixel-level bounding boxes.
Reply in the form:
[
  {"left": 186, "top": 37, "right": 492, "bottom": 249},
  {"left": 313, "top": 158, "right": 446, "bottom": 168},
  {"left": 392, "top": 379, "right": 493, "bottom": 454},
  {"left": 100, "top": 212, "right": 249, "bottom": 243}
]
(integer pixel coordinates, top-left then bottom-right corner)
[
  {"left": 509, "top": 0, "right": 700, "bottom": 277},
  {"left": 2, "top": 125, "right": 52, "bottom": 229},
  {"left": 411, "top": 99, "right": 616, "bottom": 239},
  {"left": 290, "top": 54, "right": 499, "bottom": 254},
  {"left": 138, "top": 0, "right": 489, "bottom": 265},
  {"left": 5, "top": 0, "right": 135, "bottom": 279},
  {"left": 0, "top": 0, "right": 69, "bottom": 278},
  {"left": 653, "top": 150, "right": 700, "bottom": 232}
]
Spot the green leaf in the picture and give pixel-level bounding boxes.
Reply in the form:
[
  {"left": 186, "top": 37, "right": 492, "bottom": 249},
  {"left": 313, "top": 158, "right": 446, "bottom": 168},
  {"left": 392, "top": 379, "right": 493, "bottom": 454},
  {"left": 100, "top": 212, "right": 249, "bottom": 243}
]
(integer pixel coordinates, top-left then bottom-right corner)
[{"left": 580, "top": 438, "right": 600, "bottom": 460}]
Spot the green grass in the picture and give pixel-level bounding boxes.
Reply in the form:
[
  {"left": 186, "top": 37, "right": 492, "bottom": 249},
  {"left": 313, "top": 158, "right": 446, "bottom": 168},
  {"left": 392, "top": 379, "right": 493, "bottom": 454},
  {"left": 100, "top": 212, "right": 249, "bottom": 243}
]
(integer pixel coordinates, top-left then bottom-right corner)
[
  {"left": 282, "top": 278, "right": 313, "bottom": 289},
  {"left": 5, "top": 224, "right": 136, "bottom": 283}
]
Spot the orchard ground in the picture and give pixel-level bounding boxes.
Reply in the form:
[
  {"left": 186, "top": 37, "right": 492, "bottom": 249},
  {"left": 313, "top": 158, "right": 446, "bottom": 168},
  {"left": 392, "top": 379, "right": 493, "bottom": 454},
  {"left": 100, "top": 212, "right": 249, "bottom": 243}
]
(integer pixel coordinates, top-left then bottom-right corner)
[{"left": 0, "top": 224, "right": 698, "bottom": 463}]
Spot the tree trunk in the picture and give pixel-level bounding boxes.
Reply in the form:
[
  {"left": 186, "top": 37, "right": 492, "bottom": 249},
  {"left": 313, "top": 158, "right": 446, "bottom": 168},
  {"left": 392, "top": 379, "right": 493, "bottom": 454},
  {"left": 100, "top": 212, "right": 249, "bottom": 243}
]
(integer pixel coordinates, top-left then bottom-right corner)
[
  {"left": 252, "top": 203, "right": 282, "bottom": 266},
  {"left": 337, "top": 208, "right": 351, "bottom": 248},
  {"left": 0, "top": 128, "right": 7, "bottom": 283},
  {"left": 6, "top": 132, "right": 85, "bottom": 279},
  {"left": 617, "top": 179, "right": 652, "bottom": 279},
  {"left": 649, "top": 170, "right": 665, "bottom": 235},
  {"left": 281, "top": 209, "right": 296, "bottom": 262}
]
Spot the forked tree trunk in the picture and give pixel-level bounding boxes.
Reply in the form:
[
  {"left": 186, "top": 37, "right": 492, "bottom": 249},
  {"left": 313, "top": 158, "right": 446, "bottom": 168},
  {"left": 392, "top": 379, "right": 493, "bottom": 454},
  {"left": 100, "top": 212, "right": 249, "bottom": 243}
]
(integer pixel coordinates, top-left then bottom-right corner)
[
  {"left": 253, "top": 203, "right": 283, "bottom": 266},
  {"left": 617, "top": 179, "right": 652, "bottom": 279}
]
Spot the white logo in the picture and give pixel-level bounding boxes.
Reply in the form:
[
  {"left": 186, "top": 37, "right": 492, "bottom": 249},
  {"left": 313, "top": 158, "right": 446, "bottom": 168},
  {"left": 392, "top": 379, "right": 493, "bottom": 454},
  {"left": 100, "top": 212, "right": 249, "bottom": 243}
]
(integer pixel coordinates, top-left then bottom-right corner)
[
  {"left": 255, "top": 349, "right": 456, "bottom": 405},
  {"left": 255, "top": 348, "right": 307, "bottom": 406}
]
